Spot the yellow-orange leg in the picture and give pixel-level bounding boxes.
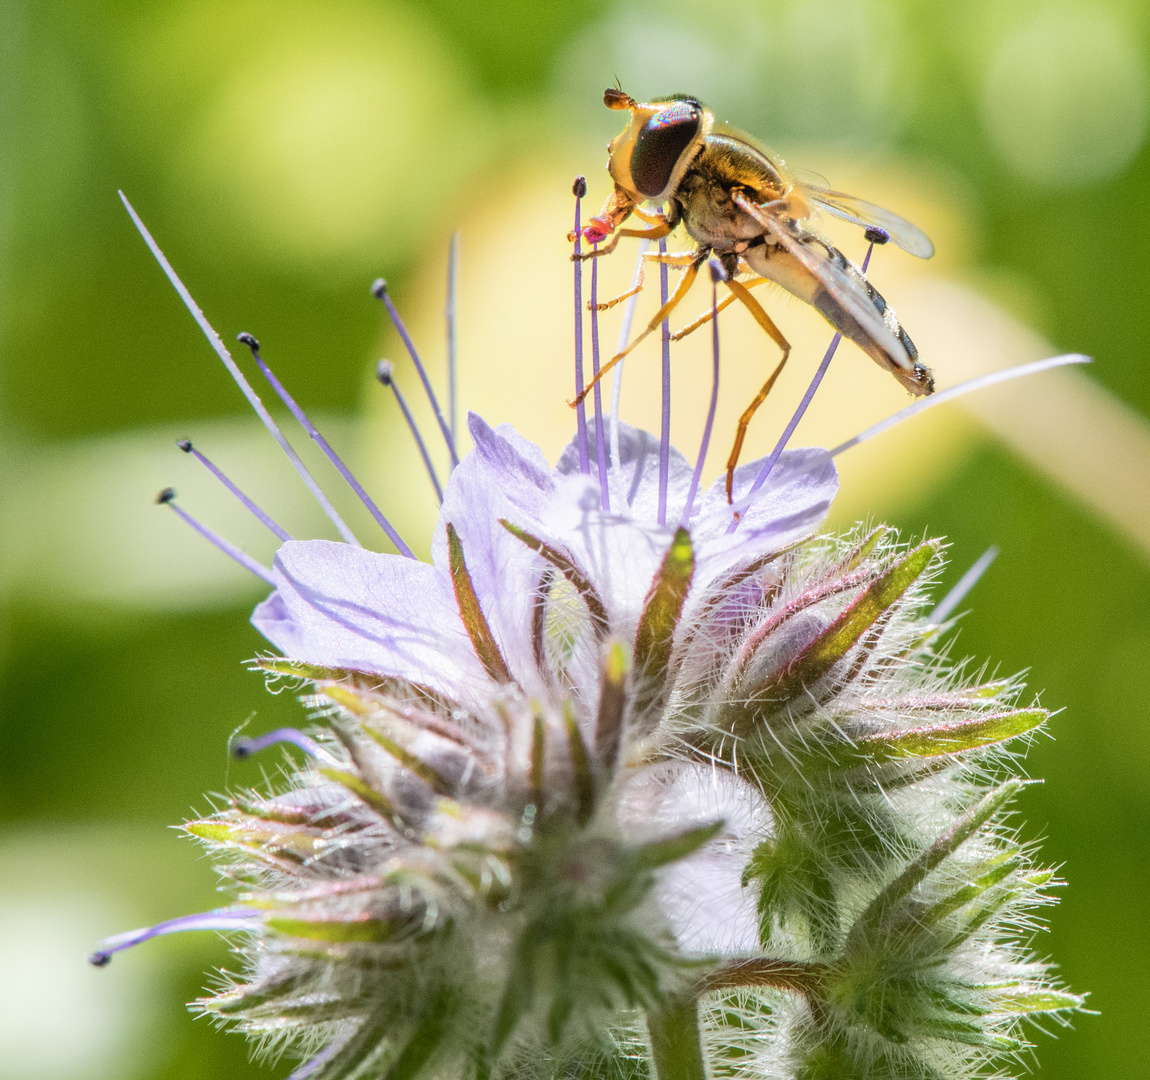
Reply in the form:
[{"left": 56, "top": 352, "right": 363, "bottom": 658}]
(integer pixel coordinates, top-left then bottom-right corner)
[
  {"left": 572, "top": 218, "right": 675, "bottom": 261},
  {"left": 721, "top": 278, "right": 793, "bottom": 502},
  {"left": 590, "top": 249, "right": 700, "bottom": 312},
  {"left": 570, "top": 255, "right": 704, "bottom": 408},
  {"left": 669, "top": 275, "right": 769, "bottom": 341}
]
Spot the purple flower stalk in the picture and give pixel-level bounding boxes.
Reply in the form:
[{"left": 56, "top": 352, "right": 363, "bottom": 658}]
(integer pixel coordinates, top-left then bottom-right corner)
[{"left": 95, "top": 195, "right": 1092, "bottom": 1080}]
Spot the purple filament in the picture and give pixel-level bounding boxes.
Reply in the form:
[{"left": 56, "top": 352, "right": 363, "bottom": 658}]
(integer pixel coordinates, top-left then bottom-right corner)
[
  {"left": 178, "top": 440, "right": 290, "bottom": 542},
  {"left": 157, "top": 489, "right": 275, "bottom": 585},
  {"left": 610, "top": 242, "right": 648, "bottom": 478},
  {"left": 727, "top": 236, "right": 882, "bottom": 531},
  {"left": 372, "top": 280, "right": 459, "bottom": 469},
  {"left": 446, "top": 232, "right": 460, "bottom": 443},
  {"left": 682, "top": 260, "right": 724, "bottom": 526},
  {"left": 238, "top": 335, "right": 414, "bottom": 559},
  {"left": 377, "top": 361, "right": 444, "bottom": 503},
  {"left": 573, "top": 180, "right": 590, "bottom": 476},
  {"left": 119, "top": 193, "right": 361, "bottom": 548},
  {"left": 929, "top": 545, "right": 999, "bottom": 625},
  {"left": 89, "top": 908, "right": 261, "bottom": 966},
  {"left": 657, "top": 237, "right": 671, "bottom": 526},
  {"left": 232, "top": 726, "right": 329, "bottom": 761},
  {"left": 830, "top": 353, "right": 1090, "bottom": 457},
  {"left": 589, "top": 247, "right": 611, "bottom": 510}
]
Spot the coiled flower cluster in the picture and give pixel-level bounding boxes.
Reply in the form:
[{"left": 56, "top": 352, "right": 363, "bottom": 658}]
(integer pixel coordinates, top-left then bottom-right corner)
[{"left": 92, "top": 194, "right": 1084, "bottom": 1080}]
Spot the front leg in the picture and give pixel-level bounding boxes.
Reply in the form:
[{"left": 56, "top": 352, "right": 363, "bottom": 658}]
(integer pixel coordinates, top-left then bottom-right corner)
[{"left": 567, "top": 183, "right": 636, "bottom": 246}]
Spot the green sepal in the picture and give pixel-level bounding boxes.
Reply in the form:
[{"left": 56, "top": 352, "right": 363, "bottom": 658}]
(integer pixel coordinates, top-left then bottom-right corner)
[
  {"left": 319, "top": 766, "right": 398, "bottom": 821},
  {"left": 184, "top": 818, "right": 321, "bottom": 862},
  {"left": 632, "top": 528, "right": 694, "bottom": 718},
  {"left": 988, "top": 987, "right": 1085, "bottom": 1014},
  {"left": 762, "top": 541, "right": 938, "bottom": 703},
  {"left": 563, "top": 703, "right": 595, "bottom": 825},
  {"left": 840, "top": 709, "right": 1046, "bottom": 765},
  {"left": 362, "top": 724, "right": 454, "bottom": 796},
  {"left": 596, "top": 639, "right": 631, "bottom": 768},
  {"left": 849, "top": 778, "right": 1023, "bottom": 946},
  {"left": 500, "top": 519, "right": 610, "bottom": 637},
  {"left": 266, "top": 914, "right": 401, "bottom": 943},
  {"left": 633, "top": 821, "right": 723, "bottom": 871},
  {"left": 921, "top": 853, "right": 1021, "bottom": 924},
  {"left": 447, "top": 522, "right": 514, "bottom": 685}
]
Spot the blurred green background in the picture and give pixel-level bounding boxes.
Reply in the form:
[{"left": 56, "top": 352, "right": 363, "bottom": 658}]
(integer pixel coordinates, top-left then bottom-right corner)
[{"left": 1, "top": 1, "right": 1148, "bottom": 1077}]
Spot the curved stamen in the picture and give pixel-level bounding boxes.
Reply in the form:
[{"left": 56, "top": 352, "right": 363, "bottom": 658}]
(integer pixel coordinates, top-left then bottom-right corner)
[
  {"left": 89, "top": 908, "right": 261, "bottom": 966},
  {"left": 572, "top": 176, "right": 591, "bottom": 476},
  {"left": 119, "top": 193, "right": 363, "bottom": 549},
  {"left": 928, "top": 545, "right": 999, "bottom": 625},
  {"left": 657, "top": 237, "right": 671, "bottom": 526},
  {"left": 371, "top": 280, "right": 459, "bottom": 468},
  {"left": 232, "top": 726, "right": 332, "bottom": 762},
  {"left": 729, "top": 332, "right": 843, "bottom": 532},
  {"left": 446, "top": 231, "right": 460, "bottom": 444},
  {"left": 177, "top": 440, "right": 291, "bottom": 542},
  {"left": 682, "top": 259, "right": 725, "bottom": 526},
  {"left": 157, "top": 488, "right": 275, "bottom": 585},
  {"left": 830, "top": 354, "right": 1092, "bottom": 457},
  {"left": 377, "top": 361, "right": 444, "bottom": 503},
  {"left": 590, "top": 245, "right": 611, "bottom": 511},
  {"left": 609, "top": 241, "right": 648, "bottom": 474},
  {"left": 237, "top": 334, "right": 414, "bottom": 559}
]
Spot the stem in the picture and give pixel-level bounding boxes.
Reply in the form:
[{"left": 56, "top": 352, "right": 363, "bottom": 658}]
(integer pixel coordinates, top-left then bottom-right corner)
[
  {"left": 647, "top": 996, "right": 707, "bottom": 1080},
  {"left": 700, "top": 958, "right": 826, "bottom": 995}
]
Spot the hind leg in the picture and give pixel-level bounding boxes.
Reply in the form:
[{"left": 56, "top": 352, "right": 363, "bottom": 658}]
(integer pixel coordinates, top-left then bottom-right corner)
[{"left": 722, "top": 279, "right": 792, "bottom": 502}]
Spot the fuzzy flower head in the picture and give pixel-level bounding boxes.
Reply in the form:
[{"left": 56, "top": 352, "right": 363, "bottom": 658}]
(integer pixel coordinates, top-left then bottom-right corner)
[{"left": 92, "top": 191, "right": 1087, "bottom": 1080}]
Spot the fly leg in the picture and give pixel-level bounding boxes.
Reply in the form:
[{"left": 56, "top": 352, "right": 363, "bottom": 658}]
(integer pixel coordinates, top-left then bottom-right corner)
[
  {"left": 569, "top": 251, "right": 706, "bottom": 408},
  {"left": 573, "top": 217, "right": 675, "bottom": 261},
  {"left": 723, "top": 278, "right": 792, "bottom": 502},
  {"left": 590, "top": 248, "right": 700, "bottom": 312},
  {"left": 669, "top": 275, "right": 768, "bottom": 341}
]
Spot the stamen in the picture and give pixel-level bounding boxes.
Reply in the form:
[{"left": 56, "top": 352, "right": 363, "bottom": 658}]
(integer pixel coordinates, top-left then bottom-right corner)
[
  {"left": 682, "top": 259, "right": 725, "bottom": 526},
  {"left": 590, "top": 245, "right": 611, "bottom": 511},
  {"left": 657, "top": 237, "right": 671, "bottom": 526},
  {"left": 377, "top": 361, "right": 444, "bottom": 503},
  {"left": 446, "top": 231, "right": 460, "bottom": 443},
  {"left": 371, "top": 279, "right": 459, "bottom": 468},
  {"left": 572, "top": 176, "right": 591, "bottom": 476},
  {"left": 609, "top": 241, "right": 648, "bottom": 473},
  {"left": 861, "top": 226, "right": 889, "bottom": 272},
  {"left": 89, "top": 908, "right": 261, "bottom": 966},
  {"left": 727, "top": 333, "right": 843, "bottom": 531},
  {"left": 236, "top": 334, "right": 414, "bottom": 558},
  {"left": 177, "top": 439, "right": 291, "bottom": 542},
  {"left": 232, "top": 726, "right": 331, "bottom": 761},
  {"left": 118, "top": 193, "right": 363, "bottom": 549},
  {"left": 725, "top": 231, "right": 888, "bottom": 530},
  {"left": 830, "top": 354, "right": 1092, "bottom": 457},
  {"left": 156, "top": 488, "right": 275, "bottom": 585},
  {"left": 928, "top": 546, "right": 999, "bottom": 625}
]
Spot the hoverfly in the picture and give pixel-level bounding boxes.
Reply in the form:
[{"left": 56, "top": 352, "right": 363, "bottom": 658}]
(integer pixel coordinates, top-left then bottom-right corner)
[{"left": 571, "top": 87, "right": 936, "bottom": 500}]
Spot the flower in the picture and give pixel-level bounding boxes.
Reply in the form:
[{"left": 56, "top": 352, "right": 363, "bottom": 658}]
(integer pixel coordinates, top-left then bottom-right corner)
[{"left": 93, "top": 192, "right": 1086, "bottom": 1080}]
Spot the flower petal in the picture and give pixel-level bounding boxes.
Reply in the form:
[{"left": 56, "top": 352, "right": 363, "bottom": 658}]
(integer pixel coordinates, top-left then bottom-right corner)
[{"left": 252, "top": 540, "right": 488, "bottom": 698}]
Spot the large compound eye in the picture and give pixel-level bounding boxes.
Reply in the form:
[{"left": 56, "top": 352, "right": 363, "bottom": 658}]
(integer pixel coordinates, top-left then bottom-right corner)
[{"left": 629, "top": 102, "right": 701, "bottom": 197}]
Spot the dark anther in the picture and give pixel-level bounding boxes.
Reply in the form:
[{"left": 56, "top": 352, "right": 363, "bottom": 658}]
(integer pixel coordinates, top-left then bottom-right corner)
[
  {"left": 236, "top": 332, "right": 260, "bottom": 354},
  {"left": 375, "top": 360, "right": 394, "bottom": 386},
  {"left": 370, "top": 278, "right": 388, "bottom": 299},
  {"left": 572, "top": 176, "right": 587, "bottom": 198},
  {"left": 708, "top": 257, "right": 728, "bottom": 284},
  {"left": 88, "top": 952, "right": 112, "bottom": 968},
  {"left": 156, "top": 487, "right": 176, "bottom": 505},
  {"left": 231, "top": 737, "right": 255, "bottom": 760},
  {"left": 176, "top": 439, "right": 193, "bottom": 453},
  {"left": 864, "top": 227, "right": 890, "bottom": 245}
]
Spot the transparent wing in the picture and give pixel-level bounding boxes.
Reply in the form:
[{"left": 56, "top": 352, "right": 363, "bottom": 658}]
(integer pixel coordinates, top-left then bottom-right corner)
[
  {"left": 732, "top": 192, "right": 912, "bottom": 375},
  {"left": 804, "top": 186, "right": 935, "bottom": 259}
]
